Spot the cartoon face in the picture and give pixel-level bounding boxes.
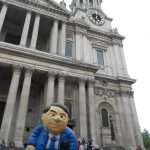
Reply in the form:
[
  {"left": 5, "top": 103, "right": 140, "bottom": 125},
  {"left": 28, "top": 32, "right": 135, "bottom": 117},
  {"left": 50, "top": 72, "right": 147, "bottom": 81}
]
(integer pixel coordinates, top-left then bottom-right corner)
[{"left": 41, "top": 106, "right": 68, "bottom": 135}]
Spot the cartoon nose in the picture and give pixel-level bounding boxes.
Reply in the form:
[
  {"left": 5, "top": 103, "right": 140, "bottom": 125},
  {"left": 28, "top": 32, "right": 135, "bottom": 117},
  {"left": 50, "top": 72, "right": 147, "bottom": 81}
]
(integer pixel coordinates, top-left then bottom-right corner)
[{"left": 54, "top": 115, "right": 61, "bottom": 121}]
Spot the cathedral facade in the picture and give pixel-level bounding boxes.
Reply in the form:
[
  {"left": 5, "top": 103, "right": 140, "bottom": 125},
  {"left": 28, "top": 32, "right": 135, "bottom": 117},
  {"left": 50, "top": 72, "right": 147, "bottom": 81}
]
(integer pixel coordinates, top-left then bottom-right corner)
[{"left": 0, "top": 0, "right": 144, "bottom": 149}]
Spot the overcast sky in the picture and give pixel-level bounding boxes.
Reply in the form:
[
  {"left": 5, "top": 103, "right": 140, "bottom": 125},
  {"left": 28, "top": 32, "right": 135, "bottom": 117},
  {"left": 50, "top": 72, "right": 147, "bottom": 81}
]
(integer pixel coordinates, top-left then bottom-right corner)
[{"left": 55, "top": 0, "right": 150, "bottom": 132}]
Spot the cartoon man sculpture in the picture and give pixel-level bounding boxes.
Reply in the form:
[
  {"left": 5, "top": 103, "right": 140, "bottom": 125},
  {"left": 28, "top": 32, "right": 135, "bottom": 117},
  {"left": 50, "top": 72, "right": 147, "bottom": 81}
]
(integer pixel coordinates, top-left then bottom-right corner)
[{"left": 26, "top": 103, "right": 77, "bottom": 150}]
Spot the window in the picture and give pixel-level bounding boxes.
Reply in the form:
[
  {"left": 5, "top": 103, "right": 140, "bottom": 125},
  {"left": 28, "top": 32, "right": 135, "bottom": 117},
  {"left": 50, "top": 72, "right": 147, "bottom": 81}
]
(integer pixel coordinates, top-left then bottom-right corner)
[
  {"left": 97, "top": 50, "right": 104, "bottom": 65},
  {"left": 101, "top": 108, "right": 109, "bottom": 127},
  {"left": 89, "top": 0, "right": 93, "bottom": 5},
  {"left": 65, "top": 42, "right": 72, "bottom": 57},
  {"left": 80, "top": 0, "right": 83, "bottom": 4}
]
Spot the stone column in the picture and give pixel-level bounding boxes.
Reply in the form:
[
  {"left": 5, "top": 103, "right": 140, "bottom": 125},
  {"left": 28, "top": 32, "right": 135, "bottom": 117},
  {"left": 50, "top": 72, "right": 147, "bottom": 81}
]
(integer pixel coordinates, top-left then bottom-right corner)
[
  {"left": 59, "top": 21, "right": 66, "bottom": 56},
  {"left": 114, "top": 109, "right": 123, "bottom": 146},
  {"left": 0, "top": 65, "right": 22, "bottom": 142},
  {"left": 20, "top": 10, "right": 32, "bottom": 46},
  {"left": 129, "top": 96, "right": 144, "bottom": 149},
  {"left": 45, "top": 71, "right": 56, "bottom": 106},
  {"left": 50, "top": 19, "right": 58, "bottom": 54},
  {"left": 87, "top": 78, "right": 96, "bottom": 143},
  {"left": 0, "top": 3, "right": 8, "bottom": 32},
  {"left": 57, "top": 72, "right": 66, "bottom": 104},
  {"left": 120, "top": 90, "right": 136, "bottom": 148},
  {"left": 30, "top": 13, "right": 40, "bottom": 49},
  {"left": 79, "top": 77, "right": 87, "bottom": 139},
  {"left": 14, "top": 67, "right": 34, "bottom": 147}
]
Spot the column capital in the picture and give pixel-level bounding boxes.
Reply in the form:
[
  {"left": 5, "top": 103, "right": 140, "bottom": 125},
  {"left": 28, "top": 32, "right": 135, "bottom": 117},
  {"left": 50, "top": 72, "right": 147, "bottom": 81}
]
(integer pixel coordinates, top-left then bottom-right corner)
[
  {"left": 3, "top": 0, "right": 9, "bottom": 6},
  {"left": 87, "top": 78, "right": 95, "bottom": 87},
  {"left": 35, "top": 11, "right": 40, "bottom": 16},
  {"left": 24, "top": 66, "right": 34, "bottom": 76},
  {"left": 13, "top": 64, "right": 23, "bottom": 74},
  {"left": 53, "top": 18, "right": 59, "bottom": 22},
  {"left": 58, "top": 72, "right": 67, "bottom": 81},
  {"left": 79, "top": 77, "right": 87, "bottom": 85},
  {"left": 47, "top": 70, "right": 56, "bottom": 80},
  {"left": 26, "top": 9, "right": 32, "bottom": 13},
  {"left": 61, "top": 20, "right": 67, "bottom": 24}
]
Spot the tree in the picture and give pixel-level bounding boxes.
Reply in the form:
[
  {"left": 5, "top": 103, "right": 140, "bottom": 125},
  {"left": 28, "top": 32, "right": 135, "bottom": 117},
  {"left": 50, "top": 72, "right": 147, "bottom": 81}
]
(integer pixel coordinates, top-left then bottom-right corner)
[{"left": 142, "top": 129, "right": 150, "bottom": 150}]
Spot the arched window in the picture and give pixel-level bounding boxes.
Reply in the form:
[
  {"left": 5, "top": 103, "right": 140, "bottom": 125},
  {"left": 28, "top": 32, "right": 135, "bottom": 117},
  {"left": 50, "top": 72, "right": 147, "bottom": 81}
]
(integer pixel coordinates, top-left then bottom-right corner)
[{"left": 101, "top": 108, "right": 109, "bottom": 127}]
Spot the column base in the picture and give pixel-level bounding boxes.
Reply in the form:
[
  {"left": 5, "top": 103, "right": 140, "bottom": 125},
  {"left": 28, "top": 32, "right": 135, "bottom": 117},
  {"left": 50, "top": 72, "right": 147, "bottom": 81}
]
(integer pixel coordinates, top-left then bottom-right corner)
[{"left": 15, "top": 141, "right": 24, "bottom": 148}]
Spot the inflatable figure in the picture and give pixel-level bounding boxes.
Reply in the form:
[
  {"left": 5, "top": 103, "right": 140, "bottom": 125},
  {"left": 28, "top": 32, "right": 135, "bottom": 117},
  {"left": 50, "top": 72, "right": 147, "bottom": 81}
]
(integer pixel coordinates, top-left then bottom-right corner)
[{"left": 26, "top": 103, "right": 77, "bottom": 150}]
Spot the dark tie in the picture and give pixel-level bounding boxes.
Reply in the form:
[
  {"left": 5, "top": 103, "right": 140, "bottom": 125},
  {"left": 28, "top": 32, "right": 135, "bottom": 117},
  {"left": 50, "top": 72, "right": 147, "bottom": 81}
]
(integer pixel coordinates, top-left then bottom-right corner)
[{"left": 48, "top": 136, "right": 57, "bottom": 150}]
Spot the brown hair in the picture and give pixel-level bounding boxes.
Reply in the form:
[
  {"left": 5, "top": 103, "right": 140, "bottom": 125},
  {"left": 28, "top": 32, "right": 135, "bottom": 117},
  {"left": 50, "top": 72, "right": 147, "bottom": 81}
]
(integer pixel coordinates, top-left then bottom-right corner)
[{"left": 43, "top": 103, "right": 69, "bottom": 115}]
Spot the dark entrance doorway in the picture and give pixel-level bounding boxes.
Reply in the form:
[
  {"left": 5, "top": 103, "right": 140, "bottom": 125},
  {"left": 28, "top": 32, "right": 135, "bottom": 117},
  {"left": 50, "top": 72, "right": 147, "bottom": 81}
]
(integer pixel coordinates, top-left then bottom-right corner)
[
  {"left": 67, "top": 119, "right": 75, "bottom": 130},
  {"left": 0, "top": 101, "right": 6, "bottom": 128}
]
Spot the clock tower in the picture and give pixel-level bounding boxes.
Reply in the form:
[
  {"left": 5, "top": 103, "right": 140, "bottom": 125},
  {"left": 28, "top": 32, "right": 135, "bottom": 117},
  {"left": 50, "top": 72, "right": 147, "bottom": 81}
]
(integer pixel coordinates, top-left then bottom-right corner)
[{"left": 70, "top": 0, "right": 113, "bottom": 31}]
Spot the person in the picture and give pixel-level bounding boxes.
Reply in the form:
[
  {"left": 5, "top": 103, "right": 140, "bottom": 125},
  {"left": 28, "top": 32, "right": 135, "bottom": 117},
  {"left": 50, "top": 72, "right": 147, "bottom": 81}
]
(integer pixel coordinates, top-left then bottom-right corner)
[
  {"left": 79, "top": 144, "right": 84, "bottom": 150},
  {"left": 87, "top": 139, "right": 92, "bottom": 150},
  {"left": 136, "top": 145, "right": 142, "bottom": 150},
  {"left": 25, "top": 103, "right": 78, "bottom": 150},
  {"left": 77, "top": 138, "right": 80, "bottom": 150},
  {"left": 81, "top": 138, "right": 86, "bottom": 146},
  {"left": 9, "top": 141, "right": 15, "bottom": 150},
  {"left": 0, "top": 139, "right": 5, "bottom": 149}
]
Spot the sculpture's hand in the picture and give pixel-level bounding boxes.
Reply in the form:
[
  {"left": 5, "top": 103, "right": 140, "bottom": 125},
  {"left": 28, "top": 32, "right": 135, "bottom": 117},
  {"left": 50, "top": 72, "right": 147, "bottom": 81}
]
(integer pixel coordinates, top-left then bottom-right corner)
[{"left": 25, "top": 145, "right": 35, "bottom": 150}]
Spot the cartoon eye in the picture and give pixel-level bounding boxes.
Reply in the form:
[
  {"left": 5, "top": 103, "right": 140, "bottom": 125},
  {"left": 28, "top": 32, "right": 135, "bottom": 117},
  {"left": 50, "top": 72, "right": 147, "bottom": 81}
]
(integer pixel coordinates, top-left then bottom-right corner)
[
  {"left": 49, "top": 113, "right": 55, "bottom": 117},
  {"left": 60, "top": 115, "right": 64, "bottom": 118}
]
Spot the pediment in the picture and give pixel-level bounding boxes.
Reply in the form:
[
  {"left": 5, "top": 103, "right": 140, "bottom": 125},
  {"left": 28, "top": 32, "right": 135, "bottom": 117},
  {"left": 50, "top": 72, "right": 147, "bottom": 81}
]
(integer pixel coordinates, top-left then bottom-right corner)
[
  {"left": 42, "top": 0, "right": 70, "bottom": 14},
  {"left": 91, "top": 41, "right": 108, "bottom": 51}
]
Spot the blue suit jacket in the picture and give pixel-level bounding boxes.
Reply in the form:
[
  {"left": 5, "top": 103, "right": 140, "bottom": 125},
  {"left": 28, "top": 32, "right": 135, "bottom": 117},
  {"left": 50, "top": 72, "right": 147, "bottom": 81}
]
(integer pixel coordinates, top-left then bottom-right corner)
[{"left": 28, "top": 124, "right": 78, "bottom": 150}]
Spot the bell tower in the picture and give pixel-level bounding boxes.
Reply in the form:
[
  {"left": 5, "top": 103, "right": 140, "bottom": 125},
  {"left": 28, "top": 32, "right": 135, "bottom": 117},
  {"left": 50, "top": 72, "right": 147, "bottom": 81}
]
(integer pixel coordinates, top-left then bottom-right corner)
[{"left": 70, "top": 0, "right": 102, "bottom": 13}]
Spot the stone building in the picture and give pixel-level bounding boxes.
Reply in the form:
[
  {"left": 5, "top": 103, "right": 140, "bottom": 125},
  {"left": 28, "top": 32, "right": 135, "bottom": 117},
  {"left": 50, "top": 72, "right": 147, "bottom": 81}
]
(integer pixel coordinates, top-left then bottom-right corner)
[{"left": 0, "top": 0, "right": 144, "bottom": 149}]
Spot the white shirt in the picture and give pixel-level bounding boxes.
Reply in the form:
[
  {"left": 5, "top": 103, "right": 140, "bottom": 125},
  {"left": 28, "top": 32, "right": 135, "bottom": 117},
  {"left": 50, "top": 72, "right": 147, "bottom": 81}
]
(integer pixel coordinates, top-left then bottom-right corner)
[{"left": 46, "top": 133, "right": 60, "bottom": 149}]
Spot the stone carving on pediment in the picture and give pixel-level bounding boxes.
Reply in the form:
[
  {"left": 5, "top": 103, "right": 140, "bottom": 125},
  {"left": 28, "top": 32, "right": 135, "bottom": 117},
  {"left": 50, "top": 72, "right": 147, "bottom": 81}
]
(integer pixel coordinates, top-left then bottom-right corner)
[
  {"left": 117, "top": 90, "right": 133, "bottom": 97},
  {"left": 66, "top": 31, "right": 73, "bottom": 40},
  {"left": 95, "top": 87, "right": 114, "bottom": 98},
  {"left": 95, "top": 87, "right": 133, "bottom": 98},
  {"left": 99, "top": 80, "right": 108, "bottom": 87}
]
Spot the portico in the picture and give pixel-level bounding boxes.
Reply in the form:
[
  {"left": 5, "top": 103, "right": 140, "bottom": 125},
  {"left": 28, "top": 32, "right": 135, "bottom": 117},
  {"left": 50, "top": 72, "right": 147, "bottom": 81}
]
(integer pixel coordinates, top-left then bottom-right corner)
[{"left": 0, "top": 57, "right": 97, "bottom": 146}]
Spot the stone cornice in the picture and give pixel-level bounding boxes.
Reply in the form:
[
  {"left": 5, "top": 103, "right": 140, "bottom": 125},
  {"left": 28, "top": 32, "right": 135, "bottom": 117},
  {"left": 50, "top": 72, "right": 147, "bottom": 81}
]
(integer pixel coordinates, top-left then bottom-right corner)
[
  {"left": 4, "top": 0, "right": 69, "bottom": 21},
  {"left": 88, "top": 28, "right": 125, "bottom": 43},
  {"left": 116, "top": 76, "right": 136, "bottom": 84},
  {"left": 68, "top": 20, "right": 90, "bottom": 31},
  {"left": 95, "top": 87, "right": 134, "bottom": 98},
  {"left": 95, "top": 73, "right": 136, "bottom": 85},
  {"left": 0, "top": 42, "right": 99, "bottom": 73}
]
